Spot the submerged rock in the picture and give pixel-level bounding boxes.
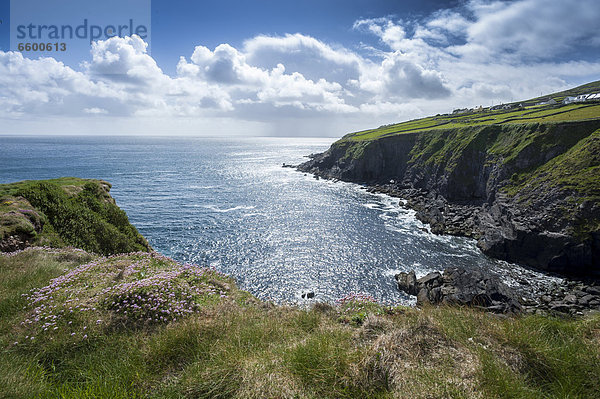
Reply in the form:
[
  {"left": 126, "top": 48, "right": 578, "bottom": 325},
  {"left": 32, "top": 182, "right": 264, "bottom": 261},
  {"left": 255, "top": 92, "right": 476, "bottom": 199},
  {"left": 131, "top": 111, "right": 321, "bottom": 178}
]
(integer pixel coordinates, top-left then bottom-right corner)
[{"left": 301, "top": 291, "right": 315, "bottom": 299}]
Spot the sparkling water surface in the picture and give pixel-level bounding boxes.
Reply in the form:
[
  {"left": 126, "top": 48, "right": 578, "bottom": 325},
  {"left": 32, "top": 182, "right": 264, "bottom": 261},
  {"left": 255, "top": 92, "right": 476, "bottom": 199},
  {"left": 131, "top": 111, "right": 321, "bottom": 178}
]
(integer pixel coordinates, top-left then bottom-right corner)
[{"left": 0, "top": 136, "right": 545, "bottom": 304}]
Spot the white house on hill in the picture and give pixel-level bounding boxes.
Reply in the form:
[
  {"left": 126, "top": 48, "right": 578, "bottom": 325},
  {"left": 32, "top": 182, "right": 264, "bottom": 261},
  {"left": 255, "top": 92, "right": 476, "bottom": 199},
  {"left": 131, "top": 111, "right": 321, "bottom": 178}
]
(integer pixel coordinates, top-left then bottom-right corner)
[{"left": 563, "top": 93, "right": 600, "bottom": 104}]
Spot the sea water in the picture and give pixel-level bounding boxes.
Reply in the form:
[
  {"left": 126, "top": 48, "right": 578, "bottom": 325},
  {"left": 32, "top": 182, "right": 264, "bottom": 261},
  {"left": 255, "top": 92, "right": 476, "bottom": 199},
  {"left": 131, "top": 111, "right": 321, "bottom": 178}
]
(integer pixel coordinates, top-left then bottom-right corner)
[{"left": 0, "top": 136, "right": 546, "bottom": 304}]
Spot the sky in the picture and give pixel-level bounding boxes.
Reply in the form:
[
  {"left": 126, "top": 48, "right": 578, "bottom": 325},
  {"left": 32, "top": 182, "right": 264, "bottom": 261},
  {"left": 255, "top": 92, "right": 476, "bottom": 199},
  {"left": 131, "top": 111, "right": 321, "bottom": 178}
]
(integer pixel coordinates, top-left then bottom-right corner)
[{"left": 0, "top": 0, "right": 599, "bottom": 137}]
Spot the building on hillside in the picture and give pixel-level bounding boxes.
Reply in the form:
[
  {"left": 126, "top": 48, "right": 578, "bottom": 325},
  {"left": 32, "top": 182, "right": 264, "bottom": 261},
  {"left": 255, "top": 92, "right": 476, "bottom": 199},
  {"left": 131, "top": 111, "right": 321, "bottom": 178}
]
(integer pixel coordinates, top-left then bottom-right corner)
[
  {"left": 536, "top": 98, "right": 557, "bottom": 106},
  {"left": 563, "top": 96, "right": 577, "bottom": 104},
  {"left": 563, "top": 93, "right": 600, "bottom": 104},
  {"left": 587, "top": 93, "right": 600, "bottom": 101}
]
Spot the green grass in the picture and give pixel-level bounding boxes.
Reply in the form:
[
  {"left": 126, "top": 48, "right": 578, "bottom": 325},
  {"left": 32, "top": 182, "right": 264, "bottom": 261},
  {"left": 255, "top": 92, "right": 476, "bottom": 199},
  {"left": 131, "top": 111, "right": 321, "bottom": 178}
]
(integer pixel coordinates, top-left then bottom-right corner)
[
  {"left": 523, "top": 80, "right": 600, "bottom": 105},
  {"left": 343, "top": 103, "right": 600, "bottom": 142},
  {"left": 504, "top": 128, "right": 600, "bottom": 200},
  {"left": 336, "top": 80, "right": 600, "bottom": 143},
  {"left": 0, "top": 177, "right": 96, "bottom": 197},
  {"left": 0, "top": 178, "right": 150, "bottom": 255},
  {"left": 1, "top": 248, "right": 599, "bottom": 398}
]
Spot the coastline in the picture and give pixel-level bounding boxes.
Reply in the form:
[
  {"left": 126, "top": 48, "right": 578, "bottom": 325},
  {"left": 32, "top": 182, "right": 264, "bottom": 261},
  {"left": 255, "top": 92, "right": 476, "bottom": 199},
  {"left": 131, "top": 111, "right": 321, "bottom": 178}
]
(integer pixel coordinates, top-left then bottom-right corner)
[
  {"left": 2, "top": 177, "right": 600, "bottom": 397},
  {"left": 293, "top": 168, "right": 600, "bottom": 316},
  {"left": 297, "top": 121, "right": 600, "bottom": 278}
]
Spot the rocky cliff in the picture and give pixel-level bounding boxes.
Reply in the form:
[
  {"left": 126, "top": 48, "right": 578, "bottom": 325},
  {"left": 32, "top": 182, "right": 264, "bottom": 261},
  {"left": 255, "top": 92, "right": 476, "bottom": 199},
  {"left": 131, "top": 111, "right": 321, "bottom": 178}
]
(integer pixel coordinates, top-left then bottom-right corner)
[{"left": 299, "top": 120, "right": 600, "bottom": 276}]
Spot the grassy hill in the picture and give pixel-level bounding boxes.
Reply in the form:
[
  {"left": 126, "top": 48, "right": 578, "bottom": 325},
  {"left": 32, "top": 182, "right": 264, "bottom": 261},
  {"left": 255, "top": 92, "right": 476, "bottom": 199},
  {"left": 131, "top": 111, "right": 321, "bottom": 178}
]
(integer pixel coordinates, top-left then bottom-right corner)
[
  {"left": 0, "top": 178, "right": 151, "bottom": 255},
  {"left": 1, "top": 247, "right": 599, "bottom": 398},
  {"left": 344, "top": 81, "right": 600, "bottom": 142},
  {"left": 524, "top": 80, "right": 600, "bottom": 105}
]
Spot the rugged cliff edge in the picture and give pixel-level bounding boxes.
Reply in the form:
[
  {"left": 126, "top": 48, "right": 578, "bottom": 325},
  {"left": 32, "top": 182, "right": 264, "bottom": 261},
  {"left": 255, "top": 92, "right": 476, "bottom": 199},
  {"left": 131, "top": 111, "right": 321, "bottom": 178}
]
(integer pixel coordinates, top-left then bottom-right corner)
[
  {"left": 299, "top": 120, "right": 600, "bottom": 276},
  {"left": 0, "top": 177, "right": 151, "bottom": 255}
]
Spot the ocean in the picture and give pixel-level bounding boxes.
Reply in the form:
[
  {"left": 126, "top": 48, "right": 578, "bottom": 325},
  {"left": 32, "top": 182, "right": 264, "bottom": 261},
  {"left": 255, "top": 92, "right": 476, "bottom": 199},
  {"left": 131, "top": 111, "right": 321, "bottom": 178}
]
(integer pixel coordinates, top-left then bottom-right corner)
[{"left": 0, "top": 135, "right": 530, "bottom": 304}]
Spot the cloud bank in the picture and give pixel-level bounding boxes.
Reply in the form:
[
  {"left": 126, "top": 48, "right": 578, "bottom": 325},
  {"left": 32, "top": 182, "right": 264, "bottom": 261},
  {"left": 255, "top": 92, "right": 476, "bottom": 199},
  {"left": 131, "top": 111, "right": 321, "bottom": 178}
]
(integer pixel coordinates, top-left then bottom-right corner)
[{"left": 1, "top": 0, "right": 599, "bottom": 135}]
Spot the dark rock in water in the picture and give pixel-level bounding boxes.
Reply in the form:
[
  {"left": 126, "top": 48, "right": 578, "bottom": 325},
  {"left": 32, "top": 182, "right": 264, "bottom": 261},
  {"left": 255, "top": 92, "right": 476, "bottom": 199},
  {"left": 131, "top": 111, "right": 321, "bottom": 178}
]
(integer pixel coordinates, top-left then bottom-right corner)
[
  {"left": 416, "top": 288, "right": 430, "bottom": 304},
  {"left": 282, "top": 163, "right": 295, "bottom": 168},
  {"left": 550, "top": 302, "right": 578, "bottom": 313},
  {"left": 396, "top": 271, "right": 418, "bottom": 296},
  {"left": 418, "top": 272, "right": 442, "bottom": 287},
  {"left": 301, "top": 291, "right": 315, "bottom": 299},
  {"left": 396, "top": 266, "right": 600, "bottom": 316},
  {"left": 396, "top": 267, "right": 522, "bottom": 314}
]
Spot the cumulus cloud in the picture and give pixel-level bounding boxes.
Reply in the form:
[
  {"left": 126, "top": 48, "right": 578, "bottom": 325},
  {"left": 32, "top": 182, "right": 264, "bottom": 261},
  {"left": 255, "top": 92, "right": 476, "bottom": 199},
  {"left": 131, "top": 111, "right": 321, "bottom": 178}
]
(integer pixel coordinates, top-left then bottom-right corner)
[
  {"left": 177, "top": 41, "right": 353, "bottom": 113},
  {"left": 83, "top": 107, "right": 108, "bottom": 114},
  {"left": 460, "top": 0, "right": 600, "bottom": 61},
  {"left": 0, "top": 51, "right": 117, "bottom": 117},
  {"left": 372, "top": 53, "right": 450, "bottom": 99},
  {"left": 244, "top": 34, "right": 362, "bottom": 84},
  {"left": 85, "top": 35, "right": 165, "bottom": 85},
  {"left": 1, "top": 0, "right": 600, "bottom": 135}
]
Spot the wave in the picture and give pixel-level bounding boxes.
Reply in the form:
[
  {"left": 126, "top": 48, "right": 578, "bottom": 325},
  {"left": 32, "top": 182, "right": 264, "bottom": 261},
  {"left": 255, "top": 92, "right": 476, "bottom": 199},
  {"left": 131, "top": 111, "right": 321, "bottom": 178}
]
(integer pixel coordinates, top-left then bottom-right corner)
[
  {"left": 202, "top": 205, "right": 256, "bottom": 213},
  {"left": 188, "top": 185, "right": 216, "bottom": 189}
]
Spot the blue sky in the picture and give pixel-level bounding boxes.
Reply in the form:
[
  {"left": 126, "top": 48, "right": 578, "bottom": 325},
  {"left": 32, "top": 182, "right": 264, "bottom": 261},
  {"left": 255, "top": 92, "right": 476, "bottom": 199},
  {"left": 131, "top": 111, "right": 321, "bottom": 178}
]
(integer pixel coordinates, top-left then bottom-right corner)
[
  {"left": 1, "top": 0, "right": 460, "bottom": 73},
  {"left": 149, "top": 0, "right": 461, "bottom": 74},
  {"left": 0, "top": 0, "right": 599, "bottom": 136}
]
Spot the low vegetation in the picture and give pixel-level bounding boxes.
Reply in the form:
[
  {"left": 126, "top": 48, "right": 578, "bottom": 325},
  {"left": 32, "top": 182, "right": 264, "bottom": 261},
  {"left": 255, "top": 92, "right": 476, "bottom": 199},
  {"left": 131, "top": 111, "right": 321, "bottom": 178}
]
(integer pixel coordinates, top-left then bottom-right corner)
[
  {"left": 1, "top": 247, "right": 599, "bottom": 398},
  {"left": 0, "top": 178, "right": 150, "bottom": 255},
  {"left": 342, "top": 83, "right": 600, "bottom": 142}
]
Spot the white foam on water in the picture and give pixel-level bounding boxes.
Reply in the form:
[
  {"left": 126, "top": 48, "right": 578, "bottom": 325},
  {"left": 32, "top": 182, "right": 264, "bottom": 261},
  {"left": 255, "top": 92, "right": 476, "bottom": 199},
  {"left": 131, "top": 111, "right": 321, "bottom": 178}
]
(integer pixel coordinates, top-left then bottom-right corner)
[
  {"left": 202, "top": 205, "right": 257, "bottom": 213},
  {"left": 188, "top": 185, "right": 216, "bottom": 189}
]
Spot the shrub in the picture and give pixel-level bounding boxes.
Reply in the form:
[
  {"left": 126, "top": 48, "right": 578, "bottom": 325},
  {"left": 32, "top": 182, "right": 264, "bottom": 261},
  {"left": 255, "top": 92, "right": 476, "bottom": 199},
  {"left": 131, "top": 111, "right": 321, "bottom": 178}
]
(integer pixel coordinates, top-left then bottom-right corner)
[{"left": 15, "top": 181, "right": 149, "bottom": 255}]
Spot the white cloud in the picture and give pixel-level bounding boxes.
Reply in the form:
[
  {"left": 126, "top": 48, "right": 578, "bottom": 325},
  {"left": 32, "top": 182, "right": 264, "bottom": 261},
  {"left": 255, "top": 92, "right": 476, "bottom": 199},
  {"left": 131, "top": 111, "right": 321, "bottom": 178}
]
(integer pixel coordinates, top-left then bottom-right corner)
[
  {"left": 1, "top": 0, "right": 600, "bottom": 136},
  {"left": 83, "top": 107, "right": 108, "bottom": 114},
  {"left": 244, "top": 34, "right": 362, "bottom": 83},
  {"left": 369, "top": 52, "right": 451, "bottom": 99},
  {"left": 457, "top": 0, "right": 600, "bottom": 62},
  {"left": 85, "top": 35, "right": 166, "bottom": 85}
]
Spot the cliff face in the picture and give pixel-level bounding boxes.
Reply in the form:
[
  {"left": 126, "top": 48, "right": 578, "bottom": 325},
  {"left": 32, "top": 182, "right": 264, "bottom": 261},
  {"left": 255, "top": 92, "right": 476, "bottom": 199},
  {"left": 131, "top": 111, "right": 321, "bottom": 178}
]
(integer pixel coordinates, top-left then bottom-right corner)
[{"left": 299, "top": 121, "right": 600, "bottom": 276}]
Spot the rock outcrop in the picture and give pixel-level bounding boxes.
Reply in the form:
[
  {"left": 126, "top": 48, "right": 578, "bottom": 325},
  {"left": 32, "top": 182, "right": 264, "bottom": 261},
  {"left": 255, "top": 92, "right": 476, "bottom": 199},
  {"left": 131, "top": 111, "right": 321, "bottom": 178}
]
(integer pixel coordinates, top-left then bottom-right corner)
[
  {"left": 0, "top": 197, "right": 44, "bottom": 252},
  {"left": 396, "top": 268, "right": 522, "bottom": 314},
  {"left": 396, "top": 267, "right": 600, "bottom": 316}
]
